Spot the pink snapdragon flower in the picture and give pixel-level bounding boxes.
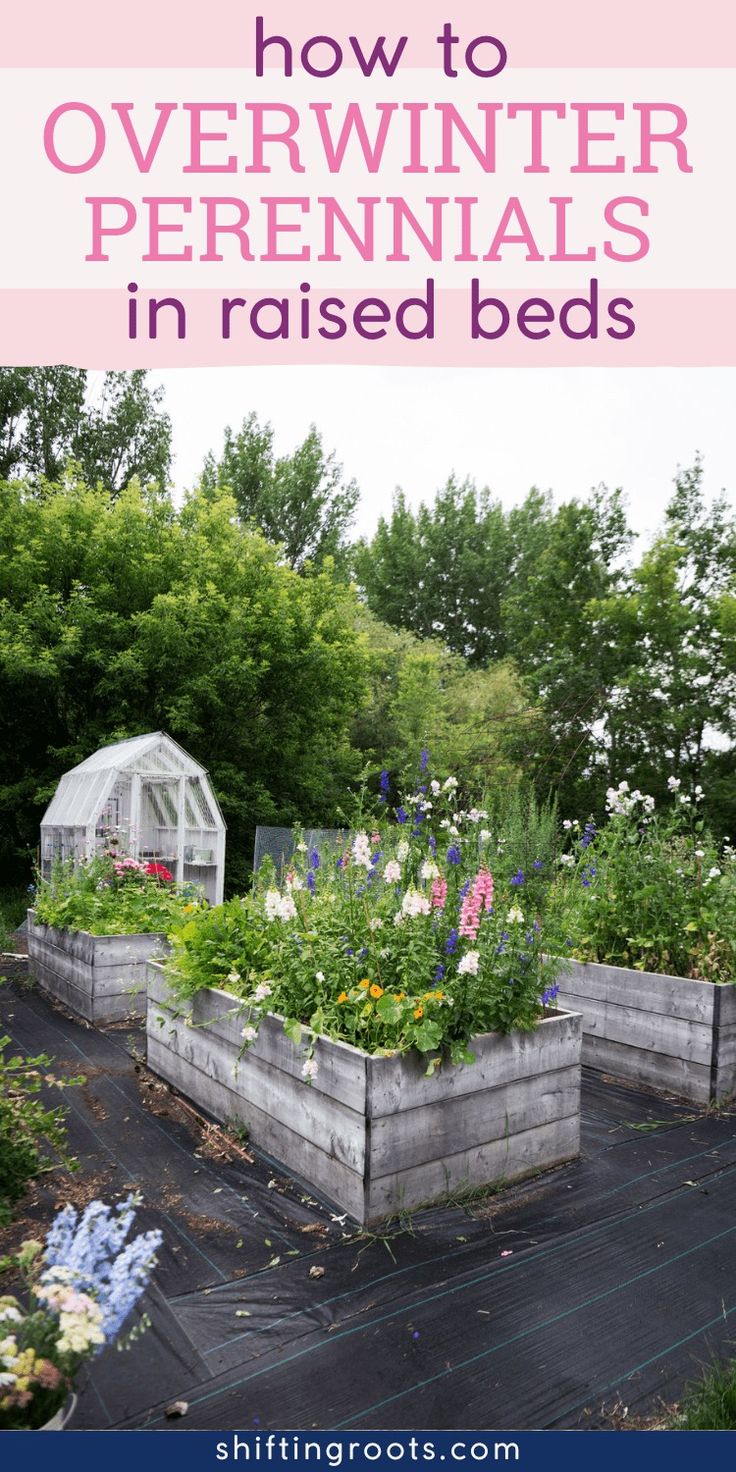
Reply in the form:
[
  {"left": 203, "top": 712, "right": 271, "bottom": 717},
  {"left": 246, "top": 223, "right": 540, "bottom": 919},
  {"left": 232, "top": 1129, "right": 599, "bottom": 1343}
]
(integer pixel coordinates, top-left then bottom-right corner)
[
  {"left": 459, "top": 869, "right": 494, "bottom": 939},
  {"left": 431, "top": 876, "right": 448, "bottom": 911}
]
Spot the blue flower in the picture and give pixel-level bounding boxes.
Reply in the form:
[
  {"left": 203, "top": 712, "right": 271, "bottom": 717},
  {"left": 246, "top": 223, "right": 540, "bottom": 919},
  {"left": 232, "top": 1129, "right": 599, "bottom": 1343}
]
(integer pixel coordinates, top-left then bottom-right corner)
[
  {"left": 420, "top": 748, "right": 430, "bottom": 772},
  {"left": 541, "top": 984, "right": 560, "bottom": 1006},
  {"left": 371, "top": 850, "right": 382, "bottom": 866},
  {"left": 435, "top": 964, "right": 446, "bottom": 982},
  {"left": 309, "top": 849, "right": 320, "bottom": 870},
  {"left": 447, "top": 845, "right": 461, "bottom": 865},
  {"left": 459, "top": 880, "right": 470, "bottom": 899},
  {"left": 306, "top": 870, "right": 316, "bottom": 893},
  {"left": 380, "top": 768, "right": 390, "bottom": 794},
  {"left": 580, "top": 822, "right": 596, "bottom": 850},
  {"left": 533, "top": 859, "right": 543, "bottom": 870},
  {"left": 510, "top": 869, "right": 525, "bottom": 886},
  {"left": 43, "top": 1196, "right": 162, "bottom": 1345},
  {"left": 428, "top": 835, "right": 437, "bottom": 856},
  {"left": 396, "top": 806, "right": 408, "bottom": 825},
  {"left": 359, "top": 947, "right": 368, "bottom": 959},
  {"left": 445, "top": 928, "right": 459, "bottom": 954}
]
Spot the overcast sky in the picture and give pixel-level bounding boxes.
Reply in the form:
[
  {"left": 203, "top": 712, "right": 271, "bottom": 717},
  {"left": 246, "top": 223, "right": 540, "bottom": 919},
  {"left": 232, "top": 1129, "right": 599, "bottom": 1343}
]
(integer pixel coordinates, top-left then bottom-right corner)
[{"left": 145, "top": 367, "right": 736, "bottom": 549}]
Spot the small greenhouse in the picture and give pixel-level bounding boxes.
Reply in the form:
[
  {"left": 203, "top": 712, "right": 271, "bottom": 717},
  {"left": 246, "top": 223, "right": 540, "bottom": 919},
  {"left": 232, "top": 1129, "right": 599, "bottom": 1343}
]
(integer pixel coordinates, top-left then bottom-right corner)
[{"left": 40, "top": 732, "right": 226, "bottom": 905}]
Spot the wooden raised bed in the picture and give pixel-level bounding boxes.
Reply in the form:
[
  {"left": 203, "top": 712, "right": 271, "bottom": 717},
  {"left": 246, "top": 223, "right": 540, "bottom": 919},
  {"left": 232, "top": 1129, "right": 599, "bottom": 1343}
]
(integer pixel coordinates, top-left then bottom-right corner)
[
  {"left": 27, "top": 909, "right": 166, "bottom": 1024},
  {"left": 146, "top": 964, "right": 582, "bottom": 1225},
  {"left": 556, "top": 958, "right": 736, "bottom": 1103}
]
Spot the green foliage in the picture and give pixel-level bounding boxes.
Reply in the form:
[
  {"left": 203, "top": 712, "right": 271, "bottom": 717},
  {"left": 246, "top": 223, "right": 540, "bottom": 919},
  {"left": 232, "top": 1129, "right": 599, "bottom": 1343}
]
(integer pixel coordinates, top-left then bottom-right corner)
[
  {"left": 0, "top": 368, "right": 171, "bottom": 491},
  {"left": 163, "top": 767, "right": 567, "bottom": 1065},
  {"left": 164, "top": 894, "right": 273, "bottom": 1000},
  {"left": 0, "top": 1036, "right": 80, "bottom": 1226},
  {"left": 561, "top": 782, "right": 736, "bottom": 981},
  {"left": 200, "top": 411, "right": 359, "bottom": 571},
  {"left": 351, "top": 610, "right": 536, "bottom": 796},
  {"left": 0, "top": 477, "right": 366, "bottom": 892},
  {"left": 0, "top": 888, "right": 25, "bottom": 952},
  {"left": 671, "top": 1357, "right": 736, "bottom": 1429},
  {"left": 33, "top": 856, "right": 202, "bottom": 937}
]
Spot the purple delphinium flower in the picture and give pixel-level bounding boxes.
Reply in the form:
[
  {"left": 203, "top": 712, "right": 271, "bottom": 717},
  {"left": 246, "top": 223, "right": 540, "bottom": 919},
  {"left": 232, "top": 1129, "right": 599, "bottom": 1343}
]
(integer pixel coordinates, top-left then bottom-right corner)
[
  {"left": 510, "top": 869, "right": 525, "bottom": 886},
  {"left": 428, "top": 834, "right": 437, "bottom": 856},
  {"left": 420, "top": 748, "right": 430, "bottom": 773},
  {"left": 533, "top": 859, "right": 543, "bottom": 870},
  {"left": 435, "top": 964, "right": 446, "bottom": 982},
  {"left": 541, "top": 984, "right": 560, "bottom": 1006},
  {"left": 459, "top": 880, "right": 471, "bottom": 899},
  {"left": 306, "top": 870, "right": 316, "bottom": 893},
  {"left": 379, "top": 769, "right": 390, "bottom": 802},
  {"left": 580, "top": 821, "right": 596, "bottom": 850},
  {"left": 447, "top": 845, "right": 461, "bottom": 865},
  {"left": 309, "top": 849, "right": 320, "bottom": 870},
  {"left": 397, "top": 806, "right": 408, "bottom": 825},
  {"left": 445, "top": 928, "right": 459, "bottom": 954}
]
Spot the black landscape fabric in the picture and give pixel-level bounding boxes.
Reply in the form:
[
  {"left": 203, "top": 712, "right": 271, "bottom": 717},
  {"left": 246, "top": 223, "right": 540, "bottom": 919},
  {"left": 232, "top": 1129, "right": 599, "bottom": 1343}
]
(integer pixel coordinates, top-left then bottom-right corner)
[{"left": 2, "top": 960, "right": 736, "bottom": 1430}]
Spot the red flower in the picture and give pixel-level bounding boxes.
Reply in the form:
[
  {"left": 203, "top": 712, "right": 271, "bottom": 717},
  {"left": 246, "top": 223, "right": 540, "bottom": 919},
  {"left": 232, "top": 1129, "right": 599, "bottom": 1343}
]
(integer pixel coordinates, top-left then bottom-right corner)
[{"left": 145, "top": 862, "right": 173, "bottom": 881}]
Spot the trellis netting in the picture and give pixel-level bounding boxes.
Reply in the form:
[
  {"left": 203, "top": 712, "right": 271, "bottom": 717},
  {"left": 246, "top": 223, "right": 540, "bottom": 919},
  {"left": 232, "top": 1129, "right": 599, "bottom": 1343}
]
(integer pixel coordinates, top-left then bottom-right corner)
[{"left": 253, "top": 827, "right": 348, "bottom": 875}]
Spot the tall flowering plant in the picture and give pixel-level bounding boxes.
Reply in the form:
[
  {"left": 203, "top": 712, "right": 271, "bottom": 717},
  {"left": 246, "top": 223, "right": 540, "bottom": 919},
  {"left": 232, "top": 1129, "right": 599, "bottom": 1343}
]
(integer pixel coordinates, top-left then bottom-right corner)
[
  {"left": 0, "top": 1194, "right": 162, "bottom": 1429},
  {"left": 34, "top": 854, "right": 204, "bottom": 937},
  {"left": 559, "top": 778, "right": 736, "bottom": 981},
  {"left": 166, "top": 759, "right": 567, "bottom": 1075}
]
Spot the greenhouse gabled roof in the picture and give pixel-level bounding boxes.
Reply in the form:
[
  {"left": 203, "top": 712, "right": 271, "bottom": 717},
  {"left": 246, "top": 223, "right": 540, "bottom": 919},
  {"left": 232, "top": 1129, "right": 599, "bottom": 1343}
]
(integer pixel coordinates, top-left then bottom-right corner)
[
  {"left": 65, "top": 732, "right": 206, "bottom": 777},
  {"left": 40, "top": 732, "right": 213, "bottom": 828}
]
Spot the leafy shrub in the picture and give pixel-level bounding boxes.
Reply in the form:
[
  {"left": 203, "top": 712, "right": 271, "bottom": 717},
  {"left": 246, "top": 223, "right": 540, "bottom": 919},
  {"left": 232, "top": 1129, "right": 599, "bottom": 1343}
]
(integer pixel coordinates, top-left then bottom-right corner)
[
  {"left": 33, "top": 855, "right": 204, "bottom": 937},
  {"left": 0, "top": 1037, "right": 81, "bottom": 1226},
  {"left": 164, "top": 760, "right": 567, "bottom": 1071},
  {"left": 560, "top": 779, "right": 736, "bottom": 981}
]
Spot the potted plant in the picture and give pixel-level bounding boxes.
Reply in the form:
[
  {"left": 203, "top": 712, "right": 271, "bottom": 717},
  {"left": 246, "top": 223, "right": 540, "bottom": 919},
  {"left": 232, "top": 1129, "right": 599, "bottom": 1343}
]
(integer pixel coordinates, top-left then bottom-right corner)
[
  {"left": 0, "top": 1193, "right": 162, "bottom": 1430},
  {"left": 148, "top": 762, "right": 582, "bottom": 1225},
  {"left": 28, "top": 853, "right": 203, "bottom": 1023},
  {"left": 556, "top": 780, "right": 736, "bottom": 1102}
]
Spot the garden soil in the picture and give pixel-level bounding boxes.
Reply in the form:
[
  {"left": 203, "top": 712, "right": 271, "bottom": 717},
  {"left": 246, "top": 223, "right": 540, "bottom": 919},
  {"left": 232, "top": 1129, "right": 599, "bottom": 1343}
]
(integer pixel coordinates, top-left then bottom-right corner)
[{"left": 2, "top": 961, "right": 736, "bottom": 1431}]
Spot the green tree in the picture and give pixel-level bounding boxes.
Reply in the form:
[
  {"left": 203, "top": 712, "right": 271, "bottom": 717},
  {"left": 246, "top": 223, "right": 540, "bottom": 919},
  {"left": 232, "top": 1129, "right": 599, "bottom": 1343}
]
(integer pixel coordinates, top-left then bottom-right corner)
[
  {"left": 201, "top": 412, "right": 359, "bottom": 570},
  {"left": 0, "top": 367, "right": 171, "bottom": 491},
  {"left": 351, "top": 609, "right": 537, "bottom": 794},
  {"left": 354, "top": 478, "right": 511, "bottom": 664},
  {"left": 0, "top": 477, "right": 365, "bottom": 891},
  {"left": 589, "top": 462, "right": 736, "bottom": 825}
]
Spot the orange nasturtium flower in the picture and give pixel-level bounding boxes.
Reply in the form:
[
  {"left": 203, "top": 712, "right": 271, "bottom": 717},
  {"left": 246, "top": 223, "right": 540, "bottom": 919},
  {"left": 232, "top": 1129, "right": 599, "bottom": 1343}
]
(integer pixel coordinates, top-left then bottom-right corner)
[
  {"left": 369, "top": 984, "right": 384, "bottom": 999},
  {"left": 337, "top": 991, "right": 348, "bottom": 1004},
  {"left": 414, "top": 1005, "right": 424, "bottom": 1020},
  {"left": 358, "top": 978, "right": 370, "bottom": 990}
]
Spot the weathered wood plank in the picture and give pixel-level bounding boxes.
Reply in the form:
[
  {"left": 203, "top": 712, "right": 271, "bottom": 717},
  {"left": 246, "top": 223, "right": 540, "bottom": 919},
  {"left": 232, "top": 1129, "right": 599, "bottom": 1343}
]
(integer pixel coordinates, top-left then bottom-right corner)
[
  {"left": 149, "top": 1009, "right": 366, "bottom": 1172},
  {"left": 555, "top": 989, "right": 713, "bottom": 1065},
  {"left": 29, "top": 961, "right": 96, "bottom": 1022},
  {"left": 149, "top": 966, "right": 368, "bottom": 1114},
  {"left": 370, "top": 1066, "right": 580, "bottom": 1175},
  {"left": 28, "top": 915, "right": 153, "bottom": 1022},
  {"left": 146, "top": 1035, "right": 367, "bottom": 1221},
  {"left": 367, "top": 1012, "right": 581, "bottom": 1117},
  {"left": 581, "top": 1033, "right": 711, "bottom": 1103},
  {"left": 365, "top": 1115, "right": 580, "bottom": 1224},
  {"left": 558, "top": 958, "right": 716, "bottom": 1022}
]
